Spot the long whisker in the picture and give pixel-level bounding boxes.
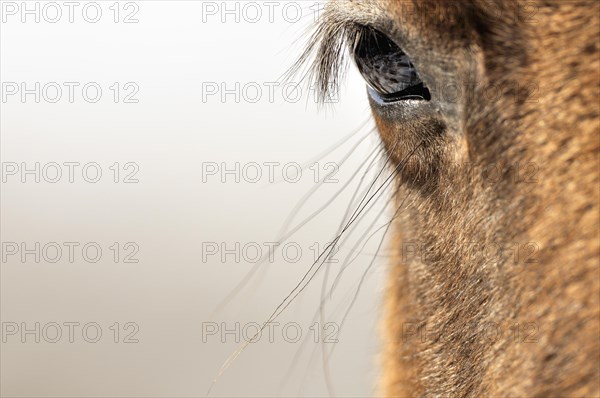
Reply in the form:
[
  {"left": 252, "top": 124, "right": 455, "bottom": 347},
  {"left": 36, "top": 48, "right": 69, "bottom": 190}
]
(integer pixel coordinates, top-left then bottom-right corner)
[
  {"left": 317, "top": 160, "right": 400, "bottom": 397},
  {"left": 279, "top": 138, "right": 387, "bottom": 394},
  {"left": 209, "top": 131, "right": 380, "bottom": 320},
  {"left": 327, "top": 190, "right": 415, "bottom": 360},
  {"left": 328, "top": 184, "right": 400, "bottom": 300},
  {"left": 268, "top": 119, "right": 370, "bottom": 185},
  {"left": 280, "top": 144, "right": 422, "bottom": 395},
  {"left": 208, "top": 139, "right": 423, "bottom": 394}
]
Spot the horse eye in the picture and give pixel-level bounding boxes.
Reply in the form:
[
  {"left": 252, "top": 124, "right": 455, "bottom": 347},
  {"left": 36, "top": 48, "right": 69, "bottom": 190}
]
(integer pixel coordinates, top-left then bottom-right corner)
[{"left": 352, "top": 27, "right": 431, "bottom": 102}]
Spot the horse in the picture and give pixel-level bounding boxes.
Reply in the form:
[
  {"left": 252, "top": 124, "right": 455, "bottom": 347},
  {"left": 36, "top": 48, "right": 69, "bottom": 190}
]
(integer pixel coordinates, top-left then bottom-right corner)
[{"left": 300, "top": 0, "right": 599, "bottom": 395}]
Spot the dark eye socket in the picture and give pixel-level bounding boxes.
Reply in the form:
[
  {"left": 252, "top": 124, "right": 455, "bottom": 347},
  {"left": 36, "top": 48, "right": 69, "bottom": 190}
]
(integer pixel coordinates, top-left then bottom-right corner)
[{"left": 352, "top": 27, "right": 431, "bottom": 102}]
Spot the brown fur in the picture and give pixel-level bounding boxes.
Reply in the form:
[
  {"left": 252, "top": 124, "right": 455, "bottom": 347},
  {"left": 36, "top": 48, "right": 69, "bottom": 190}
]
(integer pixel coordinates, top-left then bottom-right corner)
[
  {"left": 311, "top": 0, "right": 600, "bottom": 396},
  {"left": 375, "top": 1, "right": 600, "bottom": 396}
]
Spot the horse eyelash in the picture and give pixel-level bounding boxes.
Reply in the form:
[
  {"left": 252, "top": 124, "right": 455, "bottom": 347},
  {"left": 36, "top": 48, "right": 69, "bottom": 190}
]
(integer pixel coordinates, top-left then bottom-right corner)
[{"left": 287, "top": 14, "right": 368, "bottom": 104}]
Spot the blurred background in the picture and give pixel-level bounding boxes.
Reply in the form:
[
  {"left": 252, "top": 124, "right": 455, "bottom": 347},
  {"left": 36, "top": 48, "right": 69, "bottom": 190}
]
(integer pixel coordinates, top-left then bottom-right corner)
[{"left": 0, "top": 1, "right": 393, "bottom": 396}]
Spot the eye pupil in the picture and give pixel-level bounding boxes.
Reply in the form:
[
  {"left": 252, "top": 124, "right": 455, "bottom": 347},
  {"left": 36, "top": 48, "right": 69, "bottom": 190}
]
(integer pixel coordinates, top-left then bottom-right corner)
[{"left": 353, "top": 27, "right": 431, "bottom": 102}]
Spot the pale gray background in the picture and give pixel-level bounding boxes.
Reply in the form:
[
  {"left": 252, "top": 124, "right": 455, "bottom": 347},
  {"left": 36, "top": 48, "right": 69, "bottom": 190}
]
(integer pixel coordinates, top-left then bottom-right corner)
[{"left": 0, "top": 1, "right": 392, "bottom": 396}]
